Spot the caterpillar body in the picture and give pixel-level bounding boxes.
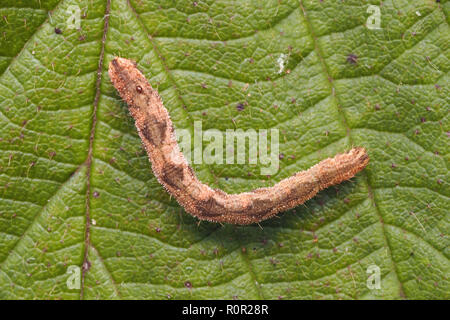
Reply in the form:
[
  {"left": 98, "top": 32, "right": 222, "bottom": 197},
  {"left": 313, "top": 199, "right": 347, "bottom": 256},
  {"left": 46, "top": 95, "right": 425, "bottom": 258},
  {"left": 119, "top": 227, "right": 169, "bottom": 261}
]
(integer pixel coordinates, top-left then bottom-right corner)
[{"left": 108, "top": 57, "right": 369, "bottom": 225}]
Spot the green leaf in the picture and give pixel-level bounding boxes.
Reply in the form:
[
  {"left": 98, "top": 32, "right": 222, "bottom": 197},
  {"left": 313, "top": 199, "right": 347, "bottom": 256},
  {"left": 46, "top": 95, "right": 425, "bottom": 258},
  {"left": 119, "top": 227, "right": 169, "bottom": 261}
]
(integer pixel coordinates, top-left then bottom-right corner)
[{"left": 0, "top": 0, "right": 448, "bottom": 300}]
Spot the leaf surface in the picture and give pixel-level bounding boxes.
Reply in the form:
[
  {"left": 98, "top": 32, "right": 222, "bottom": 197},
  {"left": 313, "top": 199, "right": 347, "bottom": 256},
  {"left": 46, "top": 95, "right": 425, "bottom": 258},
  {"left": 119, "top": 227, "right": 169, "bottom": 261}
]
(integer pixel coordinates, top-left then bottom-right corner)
[{"left": 0, "top": 0, "right": 448, "bottom": 299}]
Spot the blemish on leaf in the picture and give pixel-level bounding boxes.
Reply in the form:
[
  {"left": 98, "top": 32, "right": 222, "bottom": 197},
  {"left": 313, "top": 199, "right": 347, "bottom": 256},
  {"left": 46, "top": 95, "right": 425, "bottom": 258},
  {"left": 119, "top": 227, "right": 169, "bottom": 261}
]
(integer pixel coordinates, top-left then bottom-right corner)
[
  {"left": 277, "top": 53, "right": 288, "bottom": 74},
  {"left": 269, "top": 257, "right": 279, "bottom": 265},
  {"left": 82, "top": 260, "right": 91, "bottom": 272},
  {"left": 346, "top": 54, "right": 358, "bottom": 65}
]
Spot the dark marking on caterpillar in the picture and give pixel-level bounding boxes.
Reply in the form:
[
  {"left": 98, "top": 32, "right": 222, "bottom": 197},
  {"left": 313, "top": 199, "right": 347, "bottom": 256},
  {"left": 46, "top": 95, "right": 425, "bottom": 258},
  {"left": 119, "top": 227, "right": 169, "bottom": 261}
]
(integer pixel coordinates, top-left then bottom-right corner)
[
  {"left": 161, "top": 163, "right": 185, "bottom": 190},
  {"left": 141, "top": 118, "right": 167, "bottom": 146},
  {"left": 108, "top": 57, "right": 370, "bottom": 225}
]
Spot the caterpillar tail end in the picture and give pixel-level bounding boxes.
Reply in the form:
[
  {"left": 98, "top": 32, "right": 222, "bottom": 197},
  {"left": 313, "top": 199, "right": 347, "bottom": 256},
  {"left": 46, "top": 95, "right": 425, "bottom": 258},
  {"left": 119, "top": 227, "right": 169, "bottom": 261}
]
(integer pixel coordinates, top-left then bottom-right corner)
[{"left": 312, "top": 147, "right": 370, "bottom": 190}]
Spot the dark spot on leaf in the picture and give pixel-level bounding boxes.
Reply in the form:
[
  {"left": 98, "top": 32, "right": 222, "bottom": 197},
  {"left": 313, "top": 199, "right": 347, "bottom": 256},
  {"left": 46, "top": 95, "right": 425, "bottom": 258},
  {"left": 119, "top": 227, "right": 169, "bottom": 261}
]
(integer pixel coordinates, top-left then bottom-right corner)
[
  {"left": 236, "top": 103, "right": 244, "bottom": 111},
  {"left": 347, "top": 54, "right": 358, "bottom": 64},
  {"left": 93, "top": 191, "right": 100, "bottom": 198},
  {"left": 82, "top": 260, "right": 91, "bottom": 272},
  {"left": 184, "top": 281, "right": 192, "bottom": 289},
  {"left": 136, "top": 85, "right": 143, "bottom": 93},
  {"left": 54, "top": 28, "right": 62, "bottom": 34}
]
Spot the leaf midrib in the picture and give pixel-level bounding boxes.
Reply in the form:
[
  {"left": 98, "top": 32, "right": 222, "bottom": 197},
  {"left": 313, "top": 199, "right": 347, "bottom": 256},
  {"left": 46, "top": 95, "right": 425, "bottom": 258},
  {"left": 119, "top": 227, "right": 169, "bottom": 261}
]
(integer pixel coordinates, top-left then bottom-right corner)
[{"left": 79, "top": 0, "right": 112, "bottom": 300}]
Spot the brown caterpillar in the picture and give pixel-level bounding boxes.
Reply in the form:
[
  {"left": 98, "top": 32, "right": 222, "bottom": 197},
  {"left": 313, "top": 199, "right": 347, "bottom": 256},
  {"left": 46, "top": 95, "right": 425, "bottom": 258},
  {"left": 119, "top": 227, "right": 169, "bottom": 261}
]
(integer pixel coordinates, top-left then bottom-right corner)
[{"left": 108, "top": 57, "right": 369, "bottom": 225}]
